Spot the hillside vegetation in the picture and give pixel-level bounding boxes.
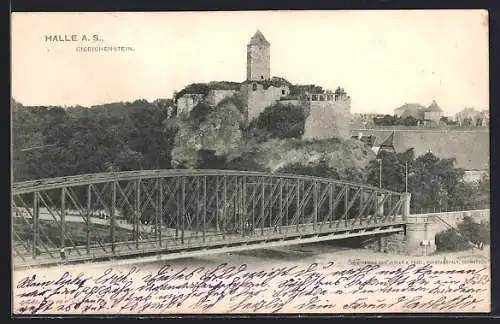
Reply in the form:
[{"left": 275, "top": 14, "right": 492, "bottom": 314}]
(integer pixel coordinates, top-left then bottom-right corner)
[{"left": 13, "top": 96, "right": 489, "bottom": 214}]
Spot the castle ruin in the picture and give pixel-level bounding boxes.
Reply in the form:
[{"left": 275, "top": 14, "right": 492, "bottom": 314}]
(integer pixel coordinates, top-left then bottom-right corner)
[{"left": 176, "top": 30, "right": 352, "bottom": 139}]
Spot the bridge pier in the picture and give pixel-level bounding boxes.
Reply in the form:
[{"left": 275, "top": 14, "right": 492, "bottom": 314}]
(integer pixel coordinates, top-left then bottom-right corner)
[
  {"left": 377, "top": 235, "right": 387, "bottom": 253},
  {"left": 405, "top": 218, "right": 436, "bottom": 256},
  {"left": 404, "top": 193, "right": 437, "bottom": 256}
]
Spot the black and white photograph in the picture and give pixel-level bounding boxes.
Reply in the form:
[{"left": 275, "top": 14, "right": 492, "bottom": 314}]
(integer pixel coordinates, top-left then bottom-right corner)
[{"left": 11, "top": 10, "right": 490, "bottom": 314}]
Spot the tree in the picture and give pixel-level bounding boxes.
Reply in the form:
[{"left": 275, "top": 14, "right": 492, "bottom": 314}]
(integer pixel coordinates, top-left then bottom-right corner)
[
  {"left": 127, "top": 100, "right": 174, "bottom": 169},
  {"left": 366, "top": 150, "right": 482, "bottom": 213},
  {"left": 12, "top": 98, "right": 179, "bottom": 181},
  {"left": 440, "top": 116, "right": 449, "bottom": 125},
  {"left": 248, "top": 103, "right": 306, "bottom": 142},
  {"left": 115, "top": 150, "right": 144, "bottom": 171},
  {"left": 175, "top": 83, "right": 210, "bottom": 101},
  {"left": 402, "top": 116, "right": 418, "bottom": 126},
  {"left": 436, "top": 216, "right": 490, "bottom": 252},
  {"left": 373, "top": 115, "right": 398, "bottom": 126},
  {"left": 366, "top": 150, "right": 411, "bottom": 192},
  {"left": 277, "top": 160, "right": 340, "bottom": 179}
]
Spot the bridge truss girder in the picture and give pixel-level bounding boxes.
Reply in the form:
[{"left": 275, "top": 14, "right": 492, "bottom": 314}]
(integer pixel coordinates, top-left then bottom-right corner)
[{"left": 12, "top": 170, "right": 407, "bottom": 267}]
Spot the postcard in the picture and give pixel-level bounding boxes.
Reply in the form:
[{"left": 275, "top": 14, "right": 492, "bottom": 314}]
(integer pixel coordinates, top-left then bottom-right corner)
[{"left": 11, "top": 10, "right": 490, "bottom": 314}]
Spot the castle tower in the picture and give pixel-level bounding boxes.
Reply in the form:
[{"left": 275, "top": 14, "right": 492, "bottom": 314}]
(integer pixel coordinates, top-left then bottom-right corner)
[{"left": 247, "top": 30, "right": 271, "bottom": 81}]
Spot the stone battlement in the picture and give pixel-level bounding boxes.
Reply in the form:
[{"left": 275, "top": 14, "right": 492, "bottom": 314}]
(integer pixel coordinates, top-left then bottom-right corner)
[{"left": 305, "top": 93, "right": 350, "bottom": 102}]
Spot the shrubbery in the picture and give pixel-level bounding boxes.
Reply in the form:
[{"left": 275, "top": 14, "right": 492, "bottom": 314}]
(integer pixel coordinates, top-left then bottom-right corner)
[
  {"left": 175, "top": 81, "right": 241, "bottom": 101},
  {"left": 247, "top": 103, "right": 306, "bottom": 142},
  {"left": 12, "top": 99, "right": 174, "bottom": 180},
  {"left": 435, "top": 216, "right": 490, "bottom": 252},
  {"left": 367, "top": 150, "right": 490, "bottom": 213},
  {"left": 435, "top": 229, "right": 471, "bottom": 252},
  {"left": 188, "top": 102, "right": 214, "bottom": 128}
]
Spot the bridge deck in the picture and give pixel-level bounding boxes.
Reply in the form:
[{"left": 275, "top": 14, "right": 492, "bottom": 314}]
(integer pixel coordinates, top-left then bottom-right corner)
[{"left": 13, "top": 218, "right": 404, "bottom": 269}]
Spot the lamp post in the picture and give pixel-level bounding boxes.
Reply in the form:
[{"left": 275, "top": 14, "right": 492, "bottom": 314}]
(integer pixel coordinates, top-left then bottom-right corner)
[
  {"left": 405, "top": 160, "right": 408, "bottom": 193},
  {"left": 376, "top": 158, "right": 382, "bottom": 188}
]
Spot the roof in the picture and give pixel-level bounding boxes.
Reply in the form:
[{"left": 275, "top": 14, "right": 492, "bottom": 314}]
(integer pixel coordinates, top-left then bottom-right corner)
[
  {"left": 426, "top": 100, "right": 443, "bottom": 112},
  {"left": 351, "top": 135, "right": 377, "bottom": 147},
  {"left": 379, "top": 131, "right": 395, "bottom": 149},
  {"left": 395, "top": 103, "right": 426, "bottom": 119},
  {"left": 248, "top": 30, "right": 270, "bottom": 46},
  {"left": 363, "top": 135, "right": 377, "bottom": 147}
]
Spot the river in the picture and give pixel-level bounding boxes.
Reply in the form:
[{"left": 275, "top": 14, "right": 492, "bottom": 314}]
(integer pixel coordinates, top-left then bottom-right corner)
[{"left": 29, "top": 241, "right": 488, "bottom": 274}]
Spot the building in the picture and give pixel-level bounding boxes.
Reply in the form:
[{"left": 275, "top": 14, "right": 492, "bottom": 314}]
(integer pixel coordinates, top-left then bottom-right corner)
[
  {"left": 370, "top": 131, "right": 396, "bottom": 156},
  {"left": 351, "top": 132, "right": 377, "bottom": 147},
  {"left": 393, "top": 101, "right": 444, "bottom": 125},
  {"left": 351, "top": 131, "right": 396, "bottom": 157},
  {"left": 175, "top": 30, "right": 353, "bottom": 139},
  {"left": 423, "top": 100, "right": 443, "bottom": 124},
  {"left": 454, "top": 107, "right": 489, "bottom": 127},
  {"left": 377, "top": 131, "right": 396, "bottom": 155},
  {"left": 479, "top": 110, "right": 489, "bottom": 126},
  {"left": 394, "top": 103, "right": 426, "bottom": 119}
]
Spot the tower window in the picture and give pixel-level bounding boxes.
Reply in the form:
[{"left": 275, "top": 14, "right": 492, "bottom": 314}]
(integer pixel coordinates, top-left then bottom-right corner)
[
  {"left": 253, "top": 83, "right": 257, "bottom": 91},
  {"left": 261, "top": 75, "right": 264, "bottom": 80},
  {"left": 282, "top": 90, "right": 286, "bottom": 95}
]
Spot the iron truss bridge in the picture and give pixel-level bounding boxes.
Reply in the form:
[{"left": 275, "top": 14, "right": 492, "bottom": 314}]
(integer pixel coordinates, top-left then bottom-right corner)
[{"left": 12, "top": 170, "right": 409, "bottom": 268}]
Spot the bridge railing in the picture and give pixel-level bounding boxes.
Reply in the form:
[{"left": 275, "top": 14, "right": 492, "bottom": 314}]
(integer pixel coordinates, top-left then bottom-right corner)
[{"left": 12, "top": 170, "right": 407, "bottom": 266}]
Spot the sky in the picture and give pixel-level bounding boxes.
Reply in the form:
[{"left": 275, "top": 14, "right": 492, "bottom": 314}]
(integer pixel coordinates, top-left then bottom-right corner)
[{"left": 11, "top": 10, "right": 489, "bottom": 115}]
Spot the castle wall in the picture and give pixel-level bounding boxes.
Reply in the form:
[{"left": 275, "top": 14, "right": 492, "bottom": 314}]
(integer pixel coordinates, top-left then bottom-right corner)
[
  {"left": 350, "top": 128, "right": 489, "bottom": 171},
  {"left": 247, "top": 45, "right": 271, "bottom": 81},
  {"left": 241, "top": 83, "right": 289, "bottom": 121},
  {"left": 206, "top": 90, "right": 237, "bottom": 107},
  {"left": 303, "top": 99, "right": 352, "bottom": 140},
  {"left": 177, "top": 94, "right": 204, "bottom": 115}
]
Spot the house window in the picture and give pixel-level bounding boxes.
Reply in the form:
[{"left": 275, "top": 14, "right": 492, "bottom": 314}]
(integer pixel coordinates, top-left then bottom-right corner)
[
  {"left": 261, "top": 75, "right": 264, "bottom": 80},
  {"left": 252, "top": 83, "right": 257, "bottom": 91},
  {"left": 282, "top": 90, "right": 286, "bottom": 95}
]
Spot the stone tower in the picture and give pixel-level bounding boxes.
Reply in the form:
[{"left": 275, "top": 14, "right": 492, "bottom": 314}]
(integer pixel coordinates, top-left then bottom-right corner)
[{"left": 247, "top": 30, "right": 271, "bottom": 81}]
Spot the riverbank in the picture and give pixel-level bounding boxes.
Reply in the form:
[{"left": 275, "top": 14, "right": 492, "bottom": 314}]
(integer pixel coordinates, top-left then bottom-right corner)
[{"left": 13, "top": 241, "right": 490, "bottom": 275}]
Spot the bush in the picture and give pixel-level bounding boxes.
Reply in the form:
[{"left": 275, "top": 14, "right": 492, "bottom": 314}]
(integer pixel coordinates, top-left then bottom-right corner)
[
  {"left": 435, "top": 229, "right": 470, "bottom": 252},
  {"left": 457, "top": 216, "right": 490, "bottom": 245},
  {"left": 435, "top": 216, "right": 490, "bottom": 252},
  {"left": 175, "top": 83, "right": 210, "bottom": 100},
  {"left": 277, "top": 161, "right": 340, "bottom": 179},
  {"left": 248, "top": 103, "right": 306, "bottom": 142},
  {"left": 189, "top": 102, "right": 214, "bottom": 128}
]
